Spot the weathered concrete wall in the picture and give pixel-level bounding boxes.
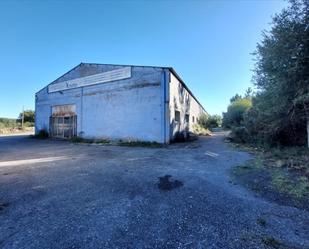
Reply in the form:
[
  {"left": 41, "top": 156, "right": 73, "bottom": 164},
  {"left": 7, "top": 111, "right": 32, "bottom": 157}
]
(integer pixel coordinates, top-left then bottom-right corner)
[
  {"left": 169, "top": 72, "right": 206, "bottom": 139},
  {"left": 35, "top": 64, "right": 165, "bottom": 143}
]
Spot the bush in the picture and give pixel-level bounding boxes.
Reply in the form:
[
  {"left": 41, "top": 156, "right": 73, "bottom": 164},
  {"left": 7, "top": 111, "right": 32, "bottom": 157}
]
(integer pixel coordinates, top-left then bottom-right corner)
[
  {"left": 18, "top": 110, "right": 35, "bottom": 123},
  {"left": 118, "top": 140, "right": 162, "bottom": 147},
  {"left": 36, "top": 129, "right": 49, "bottom": 138},
  {"left": 198, "top": 114, "right": 208, "bottom": 128},
  {"left": 206, "top": 115, "right": 222, "bottom": 128},
  {"left": 192, "top": 124, "right": 211, "bottom": 136},
  {"left": 229, "top": 126, "right": 250, "bottom": 143},
  {"left": 0, "top": 118, "right": 18, "bottom": 129},
  {"left": 23, "top": 122, "right": 34, "bottom": 127},
  {"left": 246, "top": 0, "right": 309, "bottom": 147},
  {"left": 222, "top": 98, "right": 252, "bottom": 128},
  {"left": 173, "top": 132, "right": 186, "bottom": 142}
]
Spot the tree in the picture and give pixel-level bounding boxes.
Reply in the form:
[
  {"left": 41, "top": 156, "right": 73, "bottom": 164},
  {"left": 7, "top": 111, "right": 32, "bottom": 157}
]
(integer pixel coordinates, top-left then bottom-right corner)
[
  {"left": 206, "top": 115, "right": 222, "bottom": 128},
  {"left": 230, "top": 94, "right": 242, "bottom": 103},
  {"left": 244, "top": 87, "right": 253, "bottom": 99},
  {"left": 248, "top": 0, "right": 309, "bottom": 146},
  {"left": 18, "top": 110, "right": 35, "bottom": 123},
  {"left": 222, "top": 97, "right": 252, "bottom": 128},
  {"left": 198, "top": 113, "right": 208, "bottom": 128}
]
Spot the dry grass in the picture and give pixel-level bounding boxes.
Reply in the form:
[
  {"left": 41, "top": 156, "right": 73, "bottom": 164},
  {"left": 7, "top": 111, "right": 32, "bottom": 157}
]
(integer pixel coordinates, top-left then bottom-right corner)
[{"left": 192, "top": 124, "right": 212, "bottom": 136}]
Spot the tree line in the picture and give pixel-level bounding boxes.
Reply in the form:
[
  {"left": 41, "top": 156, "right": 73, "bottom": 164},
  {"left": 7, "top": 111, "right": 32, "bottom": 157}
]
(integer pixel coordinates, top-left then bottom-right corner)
[
  {"left": 0, "top": 110, "right": 35, "bottom": 129},
  {"left": 223, "top": 0, "right": 309, "bottom": 148}
]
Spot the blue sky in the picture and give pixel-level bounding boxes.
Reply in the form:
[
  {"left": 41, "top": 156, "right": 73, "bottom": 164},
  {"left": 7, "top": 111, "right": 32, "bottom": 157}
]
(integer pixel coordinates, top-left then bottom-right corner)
[{"left": 0, "top": 0, "right": 287, "bottom": 118}]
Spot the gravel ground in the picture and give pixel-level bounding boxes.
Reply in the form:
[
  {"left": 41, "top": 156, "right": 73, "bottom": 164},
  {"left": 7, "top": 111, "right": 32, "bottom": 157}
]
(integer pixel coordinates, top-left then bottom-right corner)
[{"left": 0, "top": 133, "right": 308, "bottom": 249}]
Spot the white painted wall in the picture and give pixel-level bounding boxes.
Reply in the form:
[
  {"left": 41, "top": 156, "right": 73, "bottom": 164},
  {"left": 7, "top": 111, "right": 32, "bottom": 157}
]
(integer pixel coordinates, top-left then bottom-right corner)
[
  {"left": 35, "top": 64, "right": 207, "bottom": 143},
  {"left": 169, "top": 72, "right": 207, "bottom": 140},
  {"left": 36, "top": 64, "right": 166, "bottom": 143}
]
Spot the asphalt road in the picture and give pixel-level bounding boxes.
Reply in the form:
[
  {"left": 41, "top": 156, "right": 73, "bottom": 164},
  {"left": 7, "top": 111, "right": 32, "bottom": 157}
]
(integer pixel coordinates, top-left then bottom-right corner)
[{"left": 0, "top": 134, "right": 308, "bottom": 249}]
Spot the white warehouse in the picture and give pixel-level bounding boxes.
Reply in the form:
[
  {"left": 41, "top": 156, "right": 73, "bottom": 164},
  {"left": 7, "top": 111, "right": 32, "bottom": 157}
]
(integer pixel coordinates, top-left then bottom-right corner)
[{"left": 35, "top": 63, "right": 207, "bottom": 143}]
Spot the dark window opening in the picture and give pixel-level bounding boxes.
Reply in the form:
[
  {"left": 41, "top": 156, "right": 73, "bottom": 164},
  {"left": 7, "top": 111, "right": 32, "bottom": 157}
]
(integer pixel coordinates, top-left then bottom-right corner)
[
  {"left": 185, "top": 114, "right": 190, "bottom": 123},
  {"left": 175, "top": 111, "right": 180, "bottom": 122}
]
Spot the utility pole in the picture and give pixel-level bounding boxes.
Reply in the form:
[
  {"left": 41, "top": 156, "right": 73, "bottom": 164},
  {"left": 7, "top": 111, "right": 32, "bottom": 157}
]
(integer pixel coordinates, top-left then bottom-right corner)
[{"left": 21, "top": 106, "right": 24, "bottom": 129}]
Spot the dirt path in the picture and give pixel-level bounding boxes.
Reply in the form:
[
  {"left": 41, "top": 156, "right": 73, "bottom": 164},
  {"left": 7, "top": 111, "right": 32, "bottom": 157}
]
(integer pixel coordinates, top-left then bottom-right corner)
[{"left": 0, "top": 133, "right": 308, "bottom": 248}]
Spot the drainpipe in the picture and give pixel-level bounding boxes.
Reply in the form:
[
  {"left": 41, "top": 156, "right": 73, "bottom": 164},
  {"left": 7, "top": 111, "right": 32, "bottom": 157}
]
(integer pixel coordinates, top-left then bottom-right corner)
[
  {"left": 163, "top": 71, "right": 166, "bottom": 143},
  {"left": 81, "top": 87, "right": 83, "bottom": 137},
  {"left": 163, "top": 70, "right": 170, "bottom": 144}
]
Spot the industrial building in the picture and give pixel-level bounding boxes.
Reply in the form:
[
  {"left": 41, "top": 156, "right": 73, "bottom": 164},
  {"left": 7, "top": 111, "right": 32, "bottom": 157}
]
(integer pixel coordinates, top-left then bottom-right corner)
[{"left": 35, "top": 63, "right": 207, "bottom": 143}]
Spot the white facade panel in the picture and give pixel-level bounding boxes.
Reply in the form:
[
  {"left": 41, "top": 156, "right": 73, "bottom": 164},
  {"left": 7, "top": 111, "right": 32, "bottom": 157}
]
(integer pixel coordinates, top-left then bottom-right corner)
[
  {"left": 169, "top": 72, "right": 207, "bottom": 139},
  {"left": 48, "top": 67, "right": 131, "bottom": 93}
]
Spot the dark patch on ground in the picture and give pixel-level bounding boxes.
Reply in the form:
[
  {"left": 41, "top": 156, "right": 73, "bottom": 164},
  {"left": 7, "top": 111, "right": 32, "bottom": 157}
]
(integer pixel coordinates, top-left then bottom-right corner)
[
  {"left": 0, "top": 202, "right": 9, "bottom": 211},
  {"left": 158, "top": 175, "right": 183, "bottom": 191}
]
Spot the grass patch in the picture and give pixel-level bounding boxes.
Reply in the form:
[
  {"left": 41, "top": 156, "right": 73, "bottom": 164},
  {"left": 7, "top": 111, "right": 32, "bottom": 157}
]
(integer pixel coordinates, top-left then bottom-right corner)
[
  {"left": 232, "top": 157, "right": 264, "bottom": 176},
  {"left": 94, "top": 139, "right": 110, "bottom": 144},
  {"left": 271, "top": 172, "right": 309, "bottom": 199},
  {"left": 118, "top": 141, "right": 163, "bottom": 148},
  {"left": 71, "top": 137, "right": 161, "bottom": 147},
  {"left": 70, "top": 137, "right": 110, "bottom": 144},
  {"left": 70, "top": 137, "right": 92, "bottom": 143},
  {"left": 231, "top": 144, "right": 309, "bottom": 210}
]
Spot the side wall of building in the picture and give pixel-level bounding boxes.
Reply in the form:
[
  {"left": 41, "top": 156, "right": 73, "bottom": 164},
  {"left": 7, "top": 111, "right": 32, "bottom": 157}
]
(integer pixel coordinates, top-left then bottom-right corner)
[
  {"left": 169, "top": 72, "right": 206, "bottom": 140},
  {"left": 35, "top": 65, "right": 166, "bottom": 143}
]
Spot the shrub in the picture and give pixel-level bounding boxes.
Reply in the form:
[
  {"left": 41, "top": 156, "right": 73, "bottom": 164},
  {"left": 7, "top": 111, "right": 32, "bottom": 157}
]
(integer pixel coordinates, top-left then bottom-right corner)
[
  {"left": 23, "top": 122, "right": 34, "bottom": 127},
  {"left": 118, "top": 140, "right": 163, "bottom": 147},
  {"left": 173, "top": 132, "right": 186, "bottom": 143},
  {"left": 229, "top": 126, "right": 249, "bottom": 143},
  {"left": 0, "top": 118, "right": 18, "bottom": 129},
  {"left": 222, "top": 98, "right": 252, "bottom": 128},
  {"left": 36, "top": 129, "right": 49, "bottom": 138},
  {"left": 206, "top": 115, "right": 222, "bottom": 128},
  {"left": 192, "top": 124, "right": 211, "bottom": 136},
  {"left": 198, "top": 114, "right": 208, "bottom": 128},
  {"left": 18, "top": 110, "right": 35, "bottom": 123}
]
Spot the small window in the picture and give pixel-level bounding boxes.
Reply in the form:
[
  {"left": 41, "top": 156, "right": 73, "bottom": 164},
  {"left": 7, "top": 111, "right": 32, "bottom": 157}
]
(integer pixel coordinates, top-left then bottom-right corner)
[
  {"left": 192, "top": 116, "right": 195, "bottom": 123},
  {"left": 185, "top": 114, "right": 190, "bottom": 123},
  {"left": 175, "top": 111, "right": 180, "bottom": 122}
]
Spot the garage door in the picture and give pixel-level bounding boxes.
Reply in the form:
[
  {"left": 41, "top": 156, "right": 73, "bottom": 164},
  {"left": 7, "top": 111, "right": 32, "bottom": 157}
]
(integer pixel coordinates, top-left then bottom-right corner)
[{"left": 50, "top": 105, "right": 77, "bottom": 138}]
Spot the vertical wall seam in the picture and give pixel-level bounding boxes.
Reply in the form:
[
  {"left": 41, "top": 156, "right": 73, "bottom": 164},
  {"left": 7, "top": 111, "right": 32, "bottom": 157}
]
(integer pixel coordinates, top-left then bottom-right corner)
[{"left": 163, "top": 70, "right": 166, "bottom": 143}]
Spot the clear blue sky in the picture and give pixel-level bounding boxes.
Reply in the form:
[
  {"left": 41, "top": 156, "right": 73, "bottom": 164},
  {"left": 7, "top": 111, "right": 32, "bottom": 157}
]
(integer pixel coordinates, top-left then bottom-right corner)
[{"left": 0, "top": 0, "right": 287, "bottom": 118}]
